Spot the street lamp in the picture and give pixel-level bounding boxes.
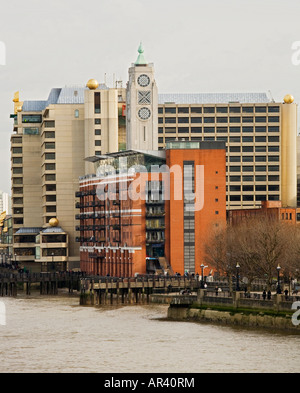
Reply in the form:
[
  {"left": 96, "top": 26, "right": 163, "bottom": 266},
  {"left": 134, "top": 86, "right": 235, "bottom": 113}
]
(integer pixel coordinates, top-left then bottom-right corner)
[
  {"left": 51, "top": 252, "right": 54, "bottom": 273},
  {"left": 277, "top": 264, "right": 282, "bottom": 294},
  {"left": 200, "top": 263, "right": 205, "bottom": 289},
  {"left": 236, "top": 263, "right": 240, "bottom": 291}
]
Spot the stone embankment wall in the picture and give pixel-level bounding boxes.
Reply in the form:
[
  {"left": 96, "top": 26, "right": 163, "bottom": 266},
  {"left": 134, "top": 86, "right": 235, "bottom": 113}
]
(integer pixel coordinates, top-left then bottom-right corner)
[
  {"left": 167, "top": 290, "right": 300, "bottom": 333},
  {"left": 168, "top": 306, "right": 299, "bottom": 332}
]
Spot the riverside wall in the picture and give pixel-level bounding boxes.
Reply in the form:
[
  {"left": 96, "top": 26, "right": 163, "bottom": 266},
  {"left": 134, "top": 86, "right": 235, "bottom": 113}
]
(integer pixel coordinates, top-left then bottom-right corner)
[{"left": 167, "top": 290, "right": 300, "bottom": 333}]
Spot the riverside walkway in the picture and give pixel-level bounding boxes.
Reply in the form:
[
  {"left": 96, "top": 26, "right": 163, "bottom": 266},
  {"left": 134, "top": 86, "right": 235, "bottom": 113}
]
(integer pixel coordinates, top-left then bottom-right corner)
[
  {"left": 0, "top": 272, "right": 84, "bottom": 296},
  {"left": 80, "top": 275, "right": 202, "bottom": 305}
]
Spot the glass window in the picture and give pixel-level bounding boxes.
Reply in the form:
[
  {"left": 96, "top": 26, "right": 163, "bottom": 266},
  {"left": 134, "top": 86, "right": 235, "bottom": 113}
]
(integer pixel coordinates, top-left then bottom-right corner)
[
  {"left": 13, "top": 157, "right": 22, "bottom": 164},
  {"left": 242, "top": 175, "right": 253, "bottom": 182},
  {"left": 45, "top": 174, "right": 56, "bottom": 181},
  {"left": 242, "top": 107, "right": 254, "bottom": 113},
  {"left": 255, "top": 126, "right": 266, "bottom": 133},
  {"left": 268, "top": 106, "right": 280, "bottom": 113},
  {"left": 22, "top": 114, "right": 42, "bottom": 123},
  {"left": 95, "top": 119, "right": 101, "bottom": 124},
  {"left": 268, "top": 165, "right": 279, "bottom": 172},
  {"left": 268, "top": 116, "right": 280, "bottom": 123},
  {"left": 255, "top": 146, "right": 266, "bottom": 152},
  {"left": 255, "top": 156, "right": 266, "bottom": 162},
  {"left": 45, "top": 153, "right": 55, "bottom": 160},
  {"left": 268, "top": 156, "right": 279, "bottom": 162},
  {"left": 44, "top": 121, "right": 55, "bottom": 128},
  {"left": 12, "top": 147, "right": 22, "bottom": 154},
  {"left": 243, "top": 185, "right": 253, "bottom": 192},
  {"left": 256, "top": 195, "right": 267, "bottom": 201},
  {"left": 268, "top": 126, "right": 279, "bottom": 132},
  {"left": 230, "top": 185, "right": 241, "bottom": 191},
  {"left": 191, "top": 127, "right": 201, "bottom": 133},
  {"left": 23, "top": 127, "right": 39, "bottom": 135},
  {"left": 229, "top": 127, "right": 240, "bottom": 133},
  {"left": 216, "top": 117, "right": 228, "bottom": 123},
  {"left": 165, "top": 107, "right": 176, "bottom": 114},
  {"left": 255, "top": 165, "right": 266, "bottom": 172},
  {"left": 178, "top": 107, "right": 189, "bottom": 113},
  {"left": 217, "top": 127, "right": 228, "bottom": 133},
  {"left": 230, "top": 146, "right": 240, "bottom": 152},
  {"left": 45, "top": 142, "right": 55, "bottom": 149},
  {"left": 191, "top": 117, "right": 202, "bottom": 123},
  {"left": 255, "top": 175, "right": 266, "bottom": 182},
  {"left": 95, "top": 129, "right": 101, "bottom": 135},
  {"left": 230, "top": 195, "right": 241, "bottom": 201},
  {"left": 217, "top": 107, "right": 228, "bottom": 113},
  {"left": 268, "top": 195, "right": 280, "bottom": 201},
  {"left": 255, "top": 106, "right": 266, "bottom": 113},
  {"left": 255, "top": 136, "right": 266, "bottom": 143},
  {"left": 95, "top": 140, "right": 101, "bottom": 146},
  {"left": 74, "top": 109, "right": 79, "bottom": 118},
  {"left": 204, "top": 107, "right": 215, "bottom": 113},
  {"left": 229, "top": 166, "right": 241, "bottom": 172},
  {"left": 230, "top": 156, "right": 240, "bottom": 162},
  {"left": 45, "top": 131, "right": 55, "bottom": 138},
  {"left": 158, "top": 107, "right": 163, "bottom": 114},
  {"left": 268, "top": 175, "right": 280, "bottom": 181},
  {"left": 191, "top": 107, "right": 202, "bottom": 113},
  {"left": 243, "top": 195, "right": 254, "bottom": 201},
  {"left": 204, "top": 127, "right": 215, "bottom": 133},
  {"left": 242, "top": 146, "right": 253, "bottom": 152},
  {"left": 204, "top": 117, "right": 214, "bottom": 123},
  {"left": 242, "top": 136, "right": 253, "bottom": 143},
  {"left": 242, "top": 156, "right": 253, "bottom": 162},
  {"left": 230, "top": 117, "right": 240, "bottom": 123},
  {"left": 229, "top": 107, "right": 241, "bottom": 113},
  {"left": 268, "top": 145, "right": 279, "bottom": 152},
  {"left": 230, "top": 176, "right": 241, "bottom": 182},
  {"left": 256, "top": 185, "right": 266, "bottom": 192},
  {"left": 268, "top": 185, "right": 280, "bottom": 191},
  {"left": 243, "top": 166, "right": 253, "bottom": 172},
  {"left": 242, "top": 117, "right": 253, "bottom": 123},
  {"left": 165, "top": 117, "right": 176, "bottom": 123},
  {"left": 242, "top": 126, "right": 253, "bottom": 133},
  {"left": 230, "top": 136, "right": 240, "bottom": 143},
  {"left": 178, "top": 127, "right": 190, "bottom": 135},
  {"left": 255, "top": 117, "right": 266, "bottom": 123},
  {"left": 268, "top": 136, "right": 279, "bottom": 143},
  {"left": 94, "top": 92, "right": 101, "bottom": 114},
  {"left": 45, "top": 163, "right": 55, "bottom": 171}
]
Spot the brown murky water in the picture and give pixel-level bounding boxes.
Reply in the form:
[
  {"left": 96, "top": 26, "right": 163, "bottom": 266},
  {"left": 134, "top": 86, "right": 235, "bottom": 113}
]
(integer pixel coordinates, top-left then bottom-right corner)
[{"left": 0, "top": 295, "right": 299, "bottom": 373}]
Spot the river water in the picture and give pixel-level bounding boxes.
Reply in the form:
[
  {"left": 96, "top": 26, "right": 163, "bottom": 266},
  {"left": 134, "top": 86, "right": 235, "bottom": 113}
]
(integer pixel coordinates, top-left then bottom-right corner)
[{"left": 0, "top": 294, "right": 299, "bottom": 373}]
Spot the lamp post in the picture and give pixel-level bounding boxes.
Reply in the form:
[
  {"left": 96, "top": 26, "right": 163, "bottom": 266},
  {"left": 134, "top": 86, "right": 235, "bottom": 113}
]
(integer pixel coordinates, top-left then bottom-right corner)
[
  {"left": 277, "top": 264, "right": 282, "bottom": 294},
  {"left": 51, "top": 252, "right": 54, "bottom": 273},
  {"left": 236, "top": 263, "right": 240, "bottom": 291},
  {"left": 200, "top": 263, "right": 205, "bottom": 289}
]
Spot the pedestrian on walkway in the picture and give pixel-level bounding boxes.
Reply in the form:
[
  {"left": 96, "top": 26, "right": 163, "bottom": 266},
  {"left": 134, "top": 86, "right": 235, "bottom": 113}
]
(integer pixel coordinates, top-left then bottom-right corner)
[{"left": 262, "top": 290, "right": 266, "bottom": 300}]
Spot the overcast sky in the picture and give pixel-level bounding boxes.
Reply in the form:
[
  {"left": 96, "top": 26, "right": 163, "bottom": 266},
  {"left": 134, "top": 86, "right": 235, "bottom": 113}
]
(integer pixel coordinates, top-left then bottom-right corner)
[{"left": 0, "top": 0, "right": 299, "bottom": 193}]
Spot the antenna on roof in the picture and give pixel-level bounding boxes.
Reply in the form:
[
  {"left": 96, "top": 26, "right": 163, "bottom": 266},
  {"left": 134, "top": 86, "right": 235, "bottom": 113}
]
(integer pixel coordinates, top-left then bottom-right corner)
[{"left": 268, "top": 90, "right": 275, "bottom": 103}]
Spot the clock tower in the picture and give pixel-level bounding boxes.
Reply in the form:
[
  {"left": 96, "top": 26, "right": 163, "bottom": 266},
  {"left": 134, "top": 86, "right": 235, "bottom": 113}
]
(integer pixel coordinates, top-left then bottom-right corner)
[{"left": 126, "top": 43, "right": 158, "bottom": 151}]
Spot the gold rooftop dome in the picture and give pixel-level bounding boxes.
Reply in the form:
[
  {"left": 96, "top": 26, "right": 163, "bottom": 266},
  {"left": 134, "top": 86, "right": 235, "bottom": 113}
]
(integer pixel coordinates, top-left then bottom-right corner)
[
  {"left": 283, "top": 94, "right": 294, "bottom": 104},
  {"left": 49, "top": 218, "right": 59, "bottom": 227},
  {"left": 86, "top": 79, "right": 99, "bottom": 90}
]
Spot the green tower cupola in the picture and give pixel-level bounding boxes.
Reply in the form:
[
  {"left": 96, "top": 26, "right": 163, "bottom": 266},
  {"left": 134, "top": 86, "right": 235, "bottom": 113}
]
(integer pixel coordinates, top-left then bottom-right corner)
[{"left": 135, "top": 42, "right": 148, "bottom": 66}]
